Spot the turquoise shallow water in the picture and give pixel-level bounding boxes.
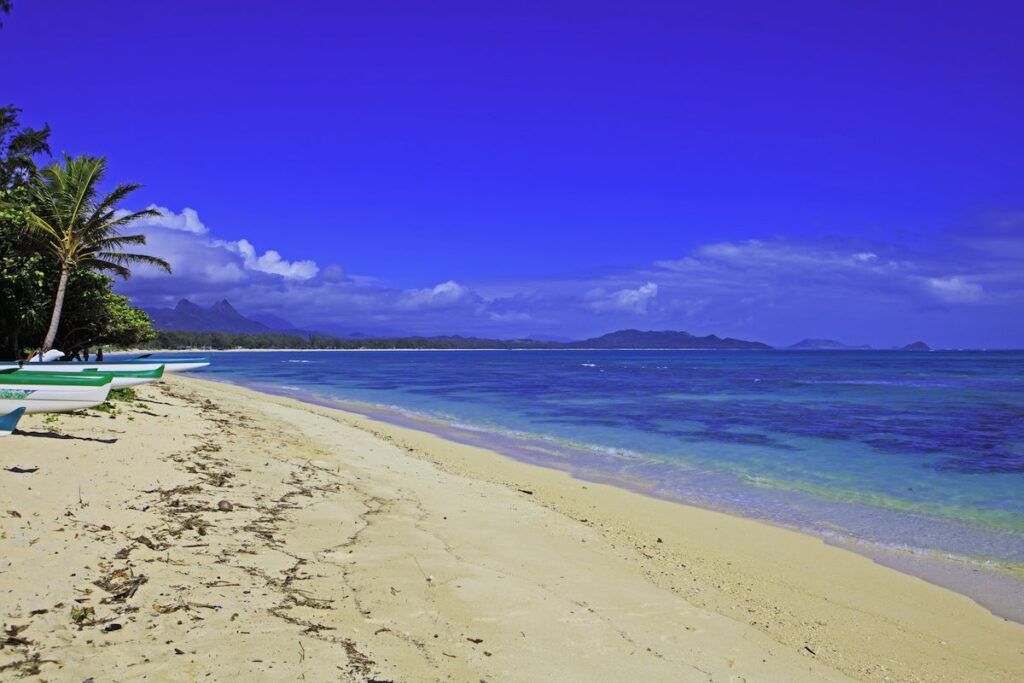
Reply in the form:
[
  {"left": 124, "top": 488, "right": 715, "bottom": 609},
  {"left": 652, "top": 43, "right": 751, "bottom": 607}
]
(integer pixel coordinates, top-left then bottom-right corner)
[{"left": 158, "top": 349, "right": 1024, "bottom": 618}]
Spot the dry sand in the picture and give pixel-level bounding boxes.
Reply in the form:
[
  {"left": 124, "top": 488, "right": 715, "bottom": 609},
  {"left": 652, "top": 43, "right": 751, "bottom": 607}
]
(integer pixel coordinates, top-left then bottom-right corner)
[{"left": 1, "top": 375, "right": 1021, "bottom": 681}]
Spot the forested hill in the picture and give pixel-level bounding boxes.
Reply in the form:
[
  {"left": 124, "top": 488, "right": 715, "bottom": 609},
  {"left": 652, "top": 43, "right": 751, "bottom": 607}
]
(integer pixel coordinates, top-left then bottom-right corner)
[{"left": 565, "top": 329, "right": 771, "bottom": 349}]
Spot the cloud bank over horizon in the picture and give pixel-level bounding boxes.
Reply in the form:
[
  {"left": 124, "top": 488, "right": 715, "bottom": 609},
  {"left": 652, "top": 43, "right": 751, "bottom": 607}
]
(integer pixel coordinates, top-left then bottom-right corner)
[{"left": 115, "top": 207, "right": 1024, "bottom": 347}]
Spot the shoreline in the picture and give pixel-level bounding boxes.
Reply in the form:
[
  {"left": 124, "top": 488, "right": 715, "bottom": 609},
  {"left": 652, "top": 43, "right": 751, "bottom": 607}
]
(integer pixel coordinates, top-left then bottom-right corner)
[
  {"left": 199, "top": 373, "right": 1024, "bottom": 625},
  {"left": 2, "top": 375, "right": 1021, "bottom": 680}
]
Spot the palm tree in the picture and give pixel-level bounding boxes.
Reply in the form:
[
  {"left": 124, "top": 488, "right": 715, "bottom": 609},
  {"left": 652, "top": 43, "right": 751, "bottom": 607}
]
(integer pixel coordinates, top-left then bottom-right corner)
[{"left": 24, "top": 154, "right": 171, "bottom": 353}]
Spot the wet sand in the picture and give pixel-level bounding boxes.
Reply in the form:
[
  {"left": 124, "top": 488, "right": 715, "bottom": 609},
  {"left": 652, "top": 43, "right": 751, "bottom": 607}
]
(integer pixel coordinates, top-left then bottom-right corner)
[{"left": 1, "top": 375, "right": 1021, "bottom": 681}]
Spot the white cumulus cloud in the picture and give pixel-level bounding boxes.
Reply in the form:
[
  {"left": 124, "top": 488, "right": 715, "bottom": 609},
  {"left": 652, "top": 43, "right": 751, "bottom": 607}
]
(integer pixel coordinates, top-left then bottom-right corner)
[
  {"left": 398, "top": 280, "right": 476, "bottom": 309},
  {"left": 132, "top": 205, "right": 208, "bottom": 234},
  {"left": 222, "top": 238, "right": 319, "bottom": 280},
  {"left": 924, "top": 276, "right": 984, "bottom": 303},
  {"left": 123, "top": 207, "right": 319, "bottom": 281},
  {"left": 586, "top": 282, "right": 658, "bottom": 314}
]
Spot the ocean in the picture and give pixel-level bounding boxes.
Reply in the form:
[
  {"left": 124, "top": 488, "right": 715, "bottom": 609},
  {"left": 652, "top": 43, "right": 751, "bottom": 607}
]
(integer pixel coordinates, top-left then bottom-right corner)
[{"left": 177, "top": 349, "right": 1024, "bottom": 620}]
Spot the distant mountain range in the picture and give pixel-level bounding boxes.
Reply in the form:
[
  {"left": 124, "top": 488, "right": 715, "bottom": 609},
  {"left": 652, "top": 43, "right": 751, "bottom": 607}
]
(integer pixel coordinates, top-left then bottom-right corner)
[
  {"left": 144, "top": 299, "right": 930, "bottom": 350},
  {"left": 147, "top": 299, "right": 356, "bottom": 338},
  {"left": 147, "top": 299, "right": 271, "bottom": 334}
]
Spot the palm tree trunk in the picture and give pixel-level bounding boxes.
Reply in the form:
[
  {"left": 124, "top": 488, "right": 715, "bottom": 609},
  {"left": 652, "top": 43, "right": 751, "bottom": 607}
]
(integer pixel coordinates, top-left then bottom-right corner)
[{"left": 41, "top": 267, "right": 69, "bottom": 354}]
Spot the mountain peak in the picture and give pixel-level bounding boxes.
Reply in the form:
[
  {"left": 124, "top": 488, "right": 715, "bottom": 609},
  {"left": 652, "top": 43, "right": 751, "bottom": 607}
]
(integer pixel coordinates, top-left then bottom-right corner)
[
  {"left": 174, "top": 298, "right": 203, "bottom": 313},
  {"left": 209, "top": 299, "right": 240, "bottom": 315},
  {"left": 148, "top": 299, "right": 272, "bottom": 334}
]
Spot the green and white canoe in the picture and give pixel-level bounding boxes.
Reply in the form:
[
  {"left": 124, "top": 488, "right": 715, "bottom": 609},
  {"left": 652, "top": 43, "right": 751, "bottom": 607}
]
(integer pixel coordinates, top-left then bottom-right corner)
[
  {"left": 0, "top": 369, "right": 114, "bottom": 414},
  {"left": 0, "top": 363, "right": 166, "bottom": 388},
  {"left": 82, "top": 366, "right": 165, "bottom": 387}
]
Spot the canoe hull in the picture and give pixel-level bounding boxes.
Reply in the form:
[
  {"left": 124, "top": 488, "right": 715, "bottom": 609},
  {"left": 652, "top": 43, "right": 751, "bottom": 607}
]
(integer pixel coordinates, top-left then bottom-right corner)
[
  {"left": 153, "top": 362, "right": 208, "bottom": 373},
  {"left": 121, "top": 355, "right": 210, "bottom": 372},
  {"left": 109, "top": 376, "right": 154, "bottom": 388},
  {"left": 0, "top": 384, "right": 112, "bottom": 414}
]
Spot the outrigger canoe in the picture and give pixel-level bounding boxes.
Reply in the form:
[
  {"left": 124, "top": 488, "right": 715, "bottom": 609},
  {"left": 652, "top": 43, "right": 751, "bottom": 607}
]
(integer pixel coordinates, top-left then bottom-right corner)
[
  {"left": 0, "top": 370, "right": 114, "bottom": 414},
  {"left": 120, "top": 355, "right": 210, "bottom": 372},
  {"left": 0, "top": 407, "right": 26, "bottom": 436},
  {"left": 17, "top": 355, "right": 209, "bottom": 374},
  {"left": 90, "top": 358, "right": 208, "bottom": 373},
  {"left": 0, "top": 363, "right": 165, "bottom": 389},
  {"left": 81, "top": 366, "right": 165, "bottom": 387}
]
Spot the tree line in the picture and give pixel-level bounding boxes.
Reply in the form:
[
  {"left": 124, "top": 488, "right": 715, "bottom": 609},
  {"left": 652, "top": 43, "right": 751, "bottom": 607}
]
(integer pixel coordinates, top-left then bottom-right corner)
[{"left": 141, "top": 330, "right": 558, "bottom": 351}]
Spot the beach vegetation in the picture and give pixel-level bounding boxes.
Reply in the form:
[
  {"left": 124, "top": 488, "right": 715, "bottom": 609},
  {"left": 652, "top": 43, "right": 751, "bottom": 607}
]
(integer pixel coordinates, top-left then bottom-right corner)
[
  {"left": 0, "top": 107, "right": 165, "bottom": 359},
  {"left": 109, "top": 387, "right": 138, "bottom": 402},
  {"left": 69, "top": 605, "right": 95, "bottom": 626},
  {"left": 0, "top": 105, "right": 51, "bottom": 358},
  {"left": 91, "top": 388, "right": 138, "bottom": 416}
]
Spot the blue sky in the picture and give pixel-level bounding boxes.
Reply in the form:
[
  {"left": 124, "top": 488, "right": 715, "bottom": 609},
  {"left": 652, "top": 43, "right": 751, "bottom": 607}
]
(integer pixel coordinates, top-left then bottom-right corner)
[{"left": 3, "top": 1, "right": 1023, "bottom": 346}]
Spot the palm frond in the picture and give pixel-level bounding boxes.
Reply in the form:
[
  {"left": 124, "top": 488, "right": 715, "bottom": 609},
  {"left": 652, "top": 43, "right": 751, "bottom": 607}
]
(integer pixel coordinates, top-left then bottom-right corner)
[
  {"left": 88, "top": 234, "right": 149, "bottom": 251},
  {"left": 90, "top": 182, "right": 144, "bottom": 220},
  {"left": 68, "top": 156, "right": 104, "bottom": 228},
  {"left": 85, "top": 206, "right": 161, "bottom": 236},
  {"left": 25, "top": 154, "right": 170, "bottom": 280},
  {"left": 21, "top": 210, "right": 63, "bottom": 242},
  {"left": 81, "top": 257, "right": 131, "bottom": 279},
  {"left": 95, "top": 251, "right": 172, "bottom": 275}
]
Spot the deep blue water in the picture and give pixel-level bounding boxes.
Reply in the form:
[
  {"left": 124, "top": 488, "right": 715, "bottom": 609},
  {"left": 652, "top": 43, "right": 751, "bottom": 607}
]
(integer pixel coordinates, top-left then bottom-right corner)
[{"left": 169, "top": 350, "right": 1023, "bottom": 586}]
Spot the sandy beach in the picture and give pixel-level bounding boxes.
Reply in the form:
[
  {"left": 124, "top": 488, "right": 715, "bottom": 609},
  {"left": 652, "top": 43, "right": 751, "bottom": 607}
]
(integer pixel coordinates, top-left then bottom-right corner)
[{"left": 1, "top": 376, "right": 1021, "bottom": 681}]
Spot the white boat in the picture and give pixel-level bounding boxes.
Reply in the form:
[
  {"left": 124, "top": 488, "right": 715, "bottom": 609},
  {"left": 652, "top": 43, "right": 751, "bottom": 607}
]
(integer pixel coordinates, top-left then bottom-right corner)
[
  {"left": 0, "top": 407, "right": 26, "bottom": 436},
  {"left": 19, "top": 350, "right": 209, "bottom": 373},
  {"left": 128, "top": 354, "right": 211, "bottom": 372},
  {"left": 128, "top": 359, "right": 208, "bottom": 373},
  {"left": 0, "top": 370, "right": 114, "bottom": 414}
]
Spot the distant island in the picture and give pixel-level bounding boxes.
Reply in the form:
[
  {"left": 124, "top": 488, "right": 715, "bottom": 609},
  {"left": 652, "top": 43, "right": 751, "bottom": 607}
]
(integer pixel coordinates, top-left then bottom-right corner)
[
  {"left": 140, "top": 299, "right": 928, "bottom": 351},
  {"left": 570, "top": 329, "right": 772, "bottom": 349},
  {"left": 787, "top": 338, "right": 872, "bottom": 350},
  {"left": 785, "top": 338, "right": 933, "bottom": 351}
]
